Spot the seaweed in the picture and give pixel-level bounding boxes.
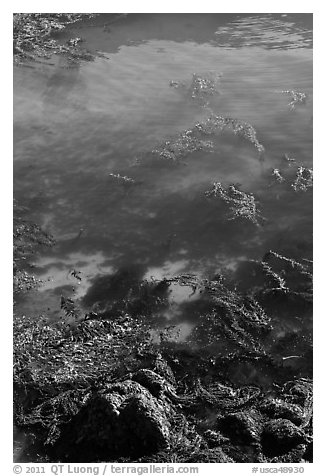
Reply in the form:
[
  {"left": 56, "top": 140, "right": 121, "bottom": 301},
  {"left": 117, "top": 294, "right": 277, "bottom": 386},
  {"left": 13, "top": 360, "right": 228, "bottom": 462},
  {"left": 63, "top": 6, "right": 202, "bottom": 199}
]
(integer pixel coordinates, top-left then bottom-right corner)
[
  {"left": 14, "top": 219, "right": 55, "bottom": 263},
  {"left": 195, "top": 114, "right": 265, "bottom": 158},
  {"left": 13, "top": 271, "right": 42, "bottom": 294},
  {"left": 151, "top": 129, "right": 214, "bottom": 162},
  {"left": 292, "top": 167, "right": 313, "bottom": 192},
  {"left": 13, "top": 312, "right": 152, "bottom": 405},
  {"left": 250, "top": 250, "right": 313, "bottom": 301},
  {"left": 108, "top": 173, "right": 136, "bottom": 184},
  {"left": 280, "top": 90, "right": 307, "bottom": 110},
  {"left": 268, "top": 162, "right": 313, "bottom": 192},
  {"left": 14, "top": 266, "right": 313, "bottom": 462},
  {"left": 283, "top": 153, "right": 297, "bottom": 165},
  {"left": 13, "top": 15, "right": 312, "bottom": 462},
  {"left": 205, "top": 182, "right": 264, "bottom": 225},
  {"left": 139, "top": 111, "right": 264, "bottom": 165},
  {"left": 161, "top": 274, "right": 272, "bottom": 359},
  {"left": 13, "top": 200, "right": 55, "bottom": 293},
  {"left": 13, "top": 14, "right": 97, "bottom": 64},
  {"left": 190, "top": 73, "right": 222, "bottom": 101},
  {"left": 107, "top": 173, "right": 143, "bottom": 193},
  {"left": 170, "top": 72, "right": 222, "bottom": 107},
  {"left": 271, "top": 168, "right": 285, "bottom": 183}
]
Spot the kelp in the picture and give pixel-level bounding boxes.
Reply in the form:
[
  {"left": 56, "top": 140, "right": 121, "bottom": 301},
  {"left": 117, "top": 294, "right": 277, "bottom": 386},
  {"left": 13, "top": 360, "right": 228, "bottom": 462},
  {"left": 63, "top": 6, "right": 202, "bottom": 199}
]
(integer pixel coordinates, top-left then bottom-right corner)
[
  {"left": 107, "top": 173, "right": 143, "bottom": 193},
  {"left": 14, "top": 220, "right": 55, "bottom": 263},
  {"left": 138, "top": 111, "right": 264, "bottom": 164},
  {"left": 16, "top": 389, "right": 91, "bottom": 446},
  {"left": 283, "top": 153, "right": 296, "bottom": 164},
  {"left": 13, "top": 200, "right": 55, "bottom": 293},
  {"left": 195, "top": 114, "right": 265, "bottom": 158},
  {"left": 13, "top": 34, "right": 312, "bottom": 461},
  {"left": 269, "top": 162, "right": 313, "bottom": 192},
  {"left": 81, "top": 268, "right": 171, "bottom": 320},
  {"left": 161, "top": 274, "right": 272, "bottom": 358},
  {"left": 14, "top": 262, "right": 313, "bottom": 461},
  {"left": 250, "top": 250, "right": 313, "bottom": 301},
  {"left": 13, "top": 14, "right": 97, "bottom": 64},
  {"left": 280, "top": 90, "right": 307, "bottom": 110},
  {"left": 205, "top": 182, "right": 264, "bottom": 225},
  {"left": 170, "top": 72, "right": 222, "bottom": 106},
  {"left": 108, "top": 173, "right": 136, "bottom": 184},
  {"left": 292, "top": 167, "right": 313, "bottom": 192},
  {"left": 151, "top": 129, "right": 214, "bottom": 162},
  {"left": 13, "top": 271, "right": 41, "bottom": 294},
  {"left": 271, "top": 168, "right": 285, "bottom": 183},
  {"left": 13, "top": 312, "right": 152, "bottom": 401}
]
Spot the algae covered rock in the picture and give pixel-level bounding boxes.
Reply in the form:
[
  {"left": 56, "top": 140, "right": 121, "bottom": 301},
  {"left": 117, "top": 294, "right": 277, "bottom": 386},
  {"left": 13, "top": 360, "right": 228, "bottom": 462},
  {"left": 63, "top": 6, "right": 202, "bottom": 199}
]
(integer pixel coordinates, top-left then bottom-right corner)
[
  {"left": 120, "top": 389, "right": 171, "bottom": 454},
  {"left": 261, "top": 418, "right": 306, "bottom": 457},
  {"left": 132, "top": 369, "right": 170, "bottom": 398},
  {"left": 203, "top": 429, "right": 229, "bottom": 448},
  {"left": 260, "top": 378, "right": 313, "bottom": 429},
  {"left": 218, "top": 410, "right": 263, "bottom": 444},
  {"left": 54, "top": 379, "right": 172, "bottom": 461},
  {"left": 259, "top": 399, "right": 305, "bottom": 426}
]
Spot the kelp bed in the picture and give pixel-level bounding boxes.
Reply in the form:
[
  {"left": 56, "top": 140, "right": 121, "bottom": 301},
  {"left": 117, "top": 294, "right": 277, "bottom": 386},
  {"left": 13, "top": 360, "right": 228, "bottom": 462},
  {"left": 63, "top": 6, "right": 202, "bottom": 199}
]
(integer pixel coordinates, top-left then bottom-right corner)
[
  {"left": 14, "top": 219, "right": 313, "bottom": 462},
  {"left": 13, "top": 15, "right": 312, "bottom": 464},
  {"left": 13, "top": 14, "right": 96, "bottom": 64}
]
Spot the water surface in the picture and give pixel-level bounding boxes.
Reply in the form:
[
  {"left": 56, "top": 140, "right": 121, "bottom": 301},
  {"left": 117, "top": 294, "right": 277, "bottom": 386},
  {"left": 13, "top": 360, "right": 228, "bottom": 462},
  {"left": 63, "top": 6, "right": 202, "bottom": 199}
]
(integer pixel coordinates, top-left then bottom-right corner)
[{"left": 14, "top": 13, "right": 313, "bottom": 384}]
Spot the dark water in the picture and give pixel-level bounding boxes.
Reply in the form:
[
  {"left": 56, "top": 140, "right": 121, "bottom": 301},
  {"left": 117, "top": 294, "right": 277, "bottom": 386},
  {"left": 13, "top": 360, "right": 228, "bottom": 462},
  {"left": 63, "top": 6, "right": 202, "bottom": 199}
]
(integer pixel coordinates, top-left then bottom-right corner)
[{"left": 14, "top": 13, "right": 313, "bottom": 384}]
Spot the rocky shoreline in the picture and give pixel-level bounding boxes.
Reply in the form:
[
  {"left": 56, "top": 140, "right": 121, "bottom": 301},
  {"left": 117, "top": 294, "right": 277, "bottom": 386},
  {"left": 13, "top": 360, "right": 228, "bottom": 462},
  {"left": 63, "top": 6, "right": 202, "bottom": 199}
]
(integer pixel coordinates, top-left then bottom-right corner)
[{"left": 14, "top": 322, "right": 312, "bottom": 463}]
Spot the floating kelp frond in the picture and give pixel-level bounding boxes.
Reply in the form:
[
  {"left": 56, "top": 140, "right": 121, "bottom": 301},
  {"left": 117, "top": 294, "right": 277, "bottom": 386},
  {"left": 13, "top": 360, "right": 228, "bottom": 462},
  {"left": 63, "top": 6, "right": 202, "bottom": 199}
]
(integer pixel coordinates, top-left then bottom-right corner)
[
  {"left": 292, "top": 167, "right": 313, "bottom": 192},
  {"left": 263, "top": 251, "right": 312, "bottom": 276},
  {"left": 13, "top": 313, "right": 151, "bottom": 396},
  {"left": 17, "top": 388, "right": 91, "bottom": 445},
  {"left": 164, "top": 274, "right": 271, "bottom": 328},
  {"left": 67, "top": 37, "right": 83, "bottom": 47},
  {"left": 280, "top": 90, "right": 307, "bottom": 110},
  {"left": 164, "top": 273, "right": 271, "bottom": 356},
  {"left": 189, "top": 73, "right": 222, "bottom": 105},
  {"left": 60, "top": 295, "right": 82, "bottom": 320},
  {"left": 195, "top": 114, "right": 265, "bottom": 157},
  {"left": 260, "top": 262, "right": 289, "bottom": 294},
  {"left": 283, "top": 153, "right": 296, "bottom": 164},
  {"left": 268, "top": 163, "right": 312, "bottom": 192},
  {"left": 169, "top": 80, "right": 186, "bottom": 89},
  {"left": 144, "top": 112, "right": 264, "bottom": 164},
  {"left": 151, "top": 130, "right": 214, "bottom": 162},
  {"left": 14, "top": 221, "right": 55, "bottom": 258},
  {"left": 251, "top": 251, "right": 312, "bottom": 299},
  {"left": 13, "top": 270, "right": 41, "bottom": 293},
  {"left": 205, "top": 182, "right": 264, "bottom": 225},
  {"left": 108, "top": 173, "right": 136, "bottom": 184},
  {"left": 13, "top": 205, "right": 55, "bottom": 294},
  {"left": 13, "top": 14, "right": 97, "bottom": 63},
  {"left": 271, "top": 168, "right": 285, "bottom": 183},
  {"left": 169, "top": 72, "right": 222, "bottom": 106}
]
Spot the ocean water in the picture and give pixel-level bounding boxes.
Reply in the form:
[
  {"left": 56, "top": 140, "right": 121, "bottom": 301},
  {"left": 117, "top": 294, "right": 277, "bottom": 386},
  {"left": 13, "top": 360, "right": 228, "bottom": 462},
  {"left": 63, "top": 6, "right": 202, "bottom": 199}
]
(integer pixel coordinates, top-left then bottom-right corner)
[{"left": 13, "top": 13, "right": 313, "bottom": 384}]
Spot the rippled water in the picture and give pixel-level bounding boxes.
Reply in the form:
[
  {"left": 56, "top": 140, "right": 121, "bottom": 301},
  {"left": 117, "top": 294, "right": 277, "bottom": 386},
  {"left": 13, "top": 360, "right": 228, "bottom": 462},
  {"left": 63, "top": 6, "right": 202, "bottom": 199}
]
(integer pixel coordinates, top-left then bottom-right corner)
[{"left": 14, "top": 13, "right": 313, "bottom": 383}]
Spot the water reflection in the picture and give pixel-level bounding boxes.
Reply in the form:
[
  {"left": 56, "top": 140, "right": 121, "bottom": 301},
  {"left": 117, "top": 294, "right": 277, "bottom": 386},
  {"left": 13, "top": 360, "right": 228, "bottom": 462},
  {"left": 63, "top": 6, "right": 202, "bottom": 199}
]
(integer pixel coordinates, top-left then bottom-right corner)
[
  {"left": 14, "top": 13, "right": 313, "bottom": 385},
  {"left": 42, "top": 57, "right": 87, "bottom": 121},
  {"left": 214, "top": 14, "right": 312, "bottom": 50}
]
